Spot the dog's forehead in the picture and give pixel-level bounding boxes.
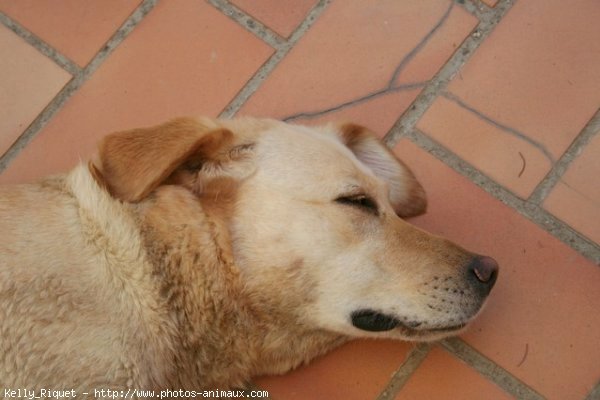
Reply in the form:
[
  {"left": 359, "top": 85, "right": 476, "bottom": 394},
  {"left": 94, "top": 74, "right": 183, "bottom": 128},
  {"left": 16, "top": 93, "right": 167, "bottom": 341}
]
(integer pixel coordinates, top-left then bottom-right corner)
[
  {"left": 252, "top": 124, "right": 378, "bottom": 193},
  {"left": 263, "top": 125, "right": 366, "bottom": 168}
]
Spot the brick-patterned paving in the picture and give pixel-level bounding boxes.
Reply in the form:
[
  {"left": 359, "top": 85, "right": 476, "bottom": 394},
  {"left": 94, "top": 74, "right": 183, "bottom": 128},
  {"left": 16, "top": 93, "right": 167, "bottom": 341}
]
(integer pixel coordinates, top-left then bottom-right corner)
[{"left": 0, "top": 1, "right": 599, "bottom": 399}]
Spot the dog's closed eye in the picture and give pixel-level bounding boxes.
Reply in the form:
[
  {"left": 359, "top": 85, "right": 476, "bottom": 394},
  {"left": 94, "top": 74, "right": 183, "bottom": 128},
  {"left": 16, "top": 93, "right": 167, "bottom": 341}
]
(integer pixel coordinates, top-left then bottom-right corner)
[{"left": 335, "top": 194, "right": 379, "bottom": 216}]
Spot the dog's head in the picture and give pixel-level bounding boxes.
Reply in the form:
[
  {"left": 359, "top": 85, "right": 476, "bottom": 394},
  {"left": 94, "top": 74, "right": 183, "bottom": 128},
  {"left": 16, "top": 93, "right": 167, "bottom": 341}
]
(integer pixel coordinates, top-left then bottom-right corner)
[{"left": 93, "top": 117, "right": 498, "bottom": 342}]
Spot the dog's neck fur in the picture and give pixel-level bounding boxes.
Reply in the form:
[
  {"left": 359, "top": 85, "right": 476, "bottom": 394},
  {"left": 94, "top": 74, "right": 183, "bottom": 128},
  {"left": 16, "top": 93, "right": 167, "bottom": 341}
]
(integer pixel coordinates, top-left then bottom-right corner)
[{"left": 135, "top": 185, "right": 346, "bottom": 389}]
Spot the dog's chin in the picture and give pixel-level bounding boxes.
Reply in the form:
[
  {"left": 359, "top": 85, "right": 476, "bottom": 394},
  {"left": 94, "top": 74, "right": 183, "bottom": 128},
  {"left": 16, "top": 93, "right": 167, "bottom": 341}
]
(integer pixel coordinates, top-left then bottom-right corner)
[{"left": 350, "top": 309, "right": 468, "bottom": 341}]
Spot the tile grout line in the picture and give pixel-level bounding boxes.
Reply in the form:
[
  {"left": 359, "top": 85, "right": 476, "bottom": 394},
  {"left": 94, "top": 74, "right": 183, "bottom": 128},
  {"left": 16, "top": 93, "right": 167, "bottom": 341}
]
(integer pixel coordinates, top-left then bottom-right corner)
[
  {"left": 281, "top": 0, "right": 455, "bottom": 123},
  {"left": 0, "top": 11, "right": 81, "bottom": 76},
  {"left": 205, "top": 0, "right": 285, "bottom": 49},
  {"left": 382, "top": 0, "right": 514, "bottom": 147},
  {"left": 214, "top": 0, "right": 332, "bottom": 118},
  {"left": 240, "top": 0, "right": 497, "bottom": 125},
  {"left": 528, "top": 108, "right": 600, "bottom": 205},
  {"left": 441, "top": 338, "right": 546, "bottom": 400},
  {"left": 440, "top": 90, "right": 555, "bottom": 164},
  {"left": 0, "top": 0, "right": 159, "bottom": 174},
  {"left": 407, "top": 127, "right": 600, "bottom": 264},
  {"left": 380, "top": 0, "right": 600, "bottom": 264},
  {"left": 375, "top": 344, "right": 432, "bottom": 400},
  {"left": 584, "top": 380, "right": 600, "bottom": 400},
  {"left": 0, "top": 2, "right": 589, "bottom": 399}
]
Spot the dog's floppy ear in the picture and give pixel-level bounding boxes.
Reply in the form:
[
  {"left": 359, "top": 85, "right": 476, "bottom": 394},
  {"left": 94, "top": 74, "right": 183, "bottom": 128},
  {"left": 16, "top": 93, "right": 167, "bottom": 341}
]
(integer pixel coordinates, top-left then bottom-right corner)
[
  {"left": 338, "top": 123, "right": 427, "bottom": 218},
  {"left": 95, "top": 117, "right": 236, "bottom": 202}
]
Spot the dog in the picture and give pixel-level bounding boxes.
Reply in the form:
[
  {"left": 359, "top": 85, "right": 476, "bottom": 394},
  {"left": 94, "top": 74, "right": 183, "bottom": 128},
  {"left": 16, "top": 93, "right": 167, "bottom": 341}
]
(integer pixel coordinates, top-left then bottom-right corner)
[{"left": 0, "top": 117, "right": 498, "bottom": 392}]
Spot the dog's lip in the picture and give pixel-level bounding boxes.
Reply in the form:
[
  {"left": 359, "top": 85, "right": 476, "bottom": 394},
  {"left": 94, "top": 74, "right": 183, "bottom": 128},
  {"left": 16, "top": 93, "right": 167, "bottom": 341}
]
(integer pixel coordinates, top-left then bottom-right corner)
[
  {"left": 351, "top": 309, "right": 400, "bottom": 332},
  {"left": 397, "top": 321, "right": 467, "bottom": 336},
  {"left": 351, "top": 309, "right": 468, "bottom": 334},
  {"left": 421, "top": 322, "right": 467, "bottom": 333}
]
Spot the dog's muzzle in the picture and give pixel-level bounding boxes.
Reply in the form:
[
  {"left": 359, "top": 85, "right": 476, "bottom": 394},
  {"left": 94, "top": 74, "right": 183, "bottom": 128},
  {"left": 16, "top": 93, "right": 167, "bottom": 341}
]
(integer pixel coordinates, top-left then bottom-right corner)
[{"left": 350, "top": 256, "right": 499, "bottom": 334}]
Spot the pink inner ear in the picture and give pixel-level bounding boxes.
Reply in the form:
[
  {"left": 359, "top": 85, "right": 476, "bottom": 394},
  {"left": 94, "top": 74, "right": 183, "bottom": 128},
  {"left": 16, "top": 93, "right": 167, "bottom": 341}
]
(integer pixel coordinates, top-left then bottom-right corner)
[
  {"left": 356, "top": 145, "right": 401, "bottom": 182},
  {"left": 352, "top": 140, "right": 409, "bottom": 199},
  {"left": 339, "top": 124, "right": 427, "bottom": 218}
]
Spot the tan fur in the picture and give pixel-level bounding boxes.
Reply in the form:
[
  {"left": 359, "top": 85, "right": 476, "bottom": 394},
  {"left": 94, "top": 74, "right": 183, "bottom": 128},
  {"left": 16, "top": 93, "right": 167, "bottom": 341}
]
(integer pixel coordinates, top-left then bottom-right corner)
[{"left": 0, "top": 117, "right": 496, "bottom": 391}]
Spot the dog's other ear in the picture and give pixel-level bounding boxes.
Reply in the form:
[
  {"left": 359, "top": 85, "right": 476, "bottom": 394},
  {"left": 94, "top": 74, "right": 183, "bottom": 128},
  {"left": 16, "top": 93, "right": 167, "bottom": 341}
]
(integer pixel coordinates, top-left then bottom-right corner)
[
  {"left": 95, "top": 117, "right": 235, "bottom": 202},
  {"left": 338, "top": 123, "right": 427, "bottom": 218}
]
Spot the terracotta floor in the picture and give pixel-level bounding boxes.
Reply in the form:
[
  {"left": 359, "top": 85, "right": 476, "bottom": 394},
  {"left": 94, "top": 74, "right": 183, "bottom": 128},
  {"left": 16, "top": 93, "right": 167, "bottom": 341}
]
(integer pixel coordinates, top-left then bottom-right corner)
[{"left": 1, "top": 0, "right": 599, "bottom": 399}]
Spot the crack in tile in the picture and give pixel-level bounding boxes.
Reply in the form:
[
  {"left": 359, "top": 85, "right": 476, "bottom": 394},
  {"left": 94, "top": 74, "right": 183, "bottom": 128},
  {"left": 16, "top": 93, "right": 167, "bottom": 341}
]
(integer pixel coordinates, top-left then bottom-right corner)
[
  {"left": 441, "top": 91, "right": 556, "bottom": 164},
  {"left": 455, "top": 0, "right": 494, "bottom": 20},
  {"left": 282, "top": 1, "right": 455, "bottom": 122},
  {"left": 560, "top": 180, "right": 599, "bottom": 206},
  {"left": 407, "top": 127, "right": 600, "bottom": 264},
  {"left": 528, "top": 108, "right": 600, "bottom": 205},
  {"left": 283, "top": 81, "right": 428, "bottom": 122},
  {"left": 380, "top": 0, "right": 598, "bottom": 262},
  {"left": 383, "top": 0, "right": 515, "bottom": 148},
  {"left": 388, "top": 1, "right": 455, "bottom": 88}
]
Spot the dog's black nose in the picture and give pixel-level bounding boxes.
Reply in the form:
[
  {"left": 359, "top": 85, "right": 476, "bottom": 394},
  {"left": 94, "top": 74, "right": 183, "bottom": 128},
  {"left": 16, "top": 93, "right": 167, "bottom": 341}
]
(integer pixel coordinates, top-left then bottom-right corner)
[{"left": 468, "top": 256, "right": 498, "bottom": 290}]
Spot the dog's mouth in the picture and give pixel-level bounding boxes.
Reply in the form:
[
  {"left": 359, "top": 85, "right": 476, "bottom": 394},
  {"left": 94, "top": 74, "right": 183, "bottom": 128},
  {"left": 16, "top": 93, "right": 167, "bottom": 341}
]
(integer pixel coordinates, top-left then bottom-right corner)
[
  {"left": 350, "top": 309, "right": 467, "bottom": 335},
  {"left": 351, "top": 309, "right": 400, "bottom": 332}
]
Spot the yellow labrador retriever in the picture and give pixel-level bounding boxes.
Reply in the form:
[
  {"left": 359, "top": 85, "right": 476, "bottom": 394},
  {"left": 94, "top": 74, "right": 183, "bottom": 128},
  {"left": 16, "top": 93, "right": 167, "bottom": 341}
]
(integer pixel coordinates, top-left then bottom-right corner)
[{"left": 0, "top": 117, "right": 497, "bottom": 391}]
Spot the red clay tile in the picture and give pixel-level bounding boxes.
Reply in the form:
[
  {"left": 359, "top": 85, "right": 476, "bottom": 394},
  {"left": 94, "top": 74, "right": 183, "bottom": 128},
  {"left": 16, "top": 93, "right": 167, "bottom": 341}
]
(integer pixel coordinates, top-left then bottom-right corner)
[
  {"left": 419, "top": 0, "right": 600, "bottom": 199},
  {"left": 0, "top": 0, "right": 272, "bottom": 184},
  {"left": 417, "top": 96, "right": 552, "bottom": 198},
  {"left": 230, "top": 0, "right": 317, "bottom": 38},
  {"left": 543, "top": 133, "right": 600, "bottom": 244},
  {"left": 394, "top": 139, "right": 600, "bottom": 400},
  {"left": 0, "top": 0, "right": 142, "bottom": 66},
  {"left": 396, "top": 347, "right": 513, "bottom": 400},
  {"left": 284, "top": 89, "right": 423, "bottom": 139},
  {"left": 256, "top": 340, "right": 411, "bottom": 400},
  {"left": 240, "top": 0, "right": 477, "bottom": 134},
  {"left": 0, "top": 24, "right": 71, "bottom": 156}
]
